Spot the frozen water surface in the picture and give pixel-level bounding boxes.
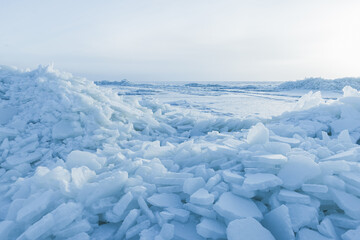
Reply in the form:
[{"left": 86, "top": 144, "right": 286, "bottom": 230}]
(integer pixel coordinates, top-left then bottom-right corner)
[{"left": 1, "top": 65, "right": 360, "bottom": 239}]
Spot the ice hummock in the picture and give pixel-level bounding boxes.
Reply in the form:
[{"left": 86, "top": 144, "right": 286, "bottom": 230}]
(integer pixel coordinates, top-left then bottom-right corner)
[{"left": 1, "top": 65, "right": 360, "bottom": 239}]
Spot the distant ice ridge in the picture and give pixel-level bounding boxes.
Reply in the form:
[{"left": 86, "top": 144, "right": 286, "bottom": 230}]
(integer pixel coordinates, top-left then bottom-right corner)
[
  {"left": 2, "top": 66, "right": 360, "bottom": 239},
  {"left": 277, "top": 77, "right": 360, "bottom": 91}
]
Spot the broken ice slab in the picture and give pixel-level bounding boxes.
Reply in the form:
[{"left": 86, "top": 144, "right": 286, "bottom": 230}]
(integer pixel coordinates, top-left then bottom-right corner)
[
  {"left": 213, "top": 192, "right": 263, "bottom": 221},
  {"left": 301, "top": 184, "right": 328, "bottom": 194},
  {"left": 296, "top": 228, "right": 333, "bottom": 240},
  {"left": 262, "top": 205, "right": 294, "bottom": 240},
  {"left": 183, "top": 177, "right": 206, "bottom": 195},
  {"left": 114, "top": 209, "right": 140, "bottom": 239},
  {"left": 277, "top": 155, "right": 321, "bottom": 190},
  {"left": 227, "top": 217, "right": 275, "bottom": 240},
  {"left": 113, "top": 192, "right": 133, "bottom": 217},
  {"left": 327, "top": 213, "right": 360, "bottom": 229},
  {"left": 278, "top": 189, "right": 311, "bottom": 204},
  {"left": 153, "top": 177, "right": 185, "bottom": 186},
  {"left": 251, "top": 154, "right": 288, "bottom": 165},
  {"left": 330, "top": 188, "right": 360, "bottom": 220},
  {"left": 0, "top": 127, "right": 17, "bottom": 140},
  {"left": 6, "top": 151, "right": 42, "bottom": 166},
  {"left": 242, "top": 173, "right": 283, "bottom": 191},
  {"left": 165, "top": 207, "right": 190, "bottom": 223},
  {"left": 222, "top": 170, "right": 244, "bottom": 185},
  {"left": 125, "top": 220, "right": 151, "bottom": 239},
  {"left": 184, "top": 203, "right": 217, "bottom": 219},
  {"left": 269, "top": 135, "right": 301, "bottom": 147},
  {"left": 196, "top": 218, "right": 226, "bottom": 239},
  {"left": 189, "top": 188, "right": 214, "bottom": 206},
  {"left": 321, "top": 147, "right": 360, "bottom": 162},
  {"left": 171, "top": 221, "right": 203, "bottom": 240},
  {"left": 287, "top": 203, "right": 318, "bottom": 232},
  {"left": 147, "top": 193, "right": 182, "bottom": 208},
  {"left": 339, "top": 171, "right": 360, "bottom": 189}
]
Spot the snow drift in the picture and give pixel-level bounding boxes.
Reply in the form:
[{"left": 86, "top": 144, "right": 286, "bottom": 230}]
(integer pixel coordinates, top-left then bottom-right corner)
[{"left": 1, "top": 66, "right": 360, "bottom": 239}]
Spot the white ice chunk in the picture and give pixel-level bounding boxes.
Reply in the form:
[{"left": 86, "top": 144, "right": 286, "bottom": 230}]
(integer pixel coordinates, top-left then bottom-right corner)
[
  {"left": 227, "top": 217, "right": 275, "bottom": 240},
  {"left": 113, "top": 192, "right": 133, "bottom": 217},
  {"left": 297, "top": 228, "right": 333, "bottom": 240},
  {"left": 243, "top": 173, "right": 283, "bottom": 191},
  {"left": 339, "top": 171, "right": 360, "bottom": 188},
  {"left": 190, "top": 188, "right": 214, "bottom": 206},
  {"left": 115, "top": 209, "right": 140, "bottom": 239},
  {"left": 205, "top": 174, "right": 222, "bottom": 191},
  {"left": 264, "top": 142, "right": 291, "bottom": 155},
  {"left": 328, "top": 213, "right": 360, "bottom": 229},
  {"left": 251, "top": 154, "right": 288, "bottom": 165},
  {"left": 165, "top": 208, "right": 190, "bottom": 223},
  {"left": 147, "top": 193, "right": 182, "bottom": 208},
  {"left": 16, "top": 190, "right": 54, "bottom": 223},
  {"left": 278, "top": 189, "right": 311, "bottom": 204},
  {"left": 0, "top": 220, "right": 15, "bottom": 239},
  {"left": 342, "top": 225, "right": 360, "bottom": 240},
  {"left": 287, "top": 203, "right": 318, "bottom": 232},
  {"left": 222, "top": 170, "right": 244, "bottom": 185},
  {"left": 155, "top": 223, "right": 174, "bottom": 240},
  {"left": 330, "top": 188, "right": 360, "bottom": 219},
  {"left": 214, "top": 192, "right": 262, "bottom": 221},
  {"left": 172, "top": 221, "right": 203, "bottom": 240},
  {"left": 138, "top": 196, "right": 156, "bottom": 223},
  {"left": 67, "top": 232, "right": 90, "bottom": 240},
  {"left": 269, "top": 135, "right": 301, "bottom": 147},
  {"left": 302, "top": 184, "right": 328, "bottom": 193},
  {"left": 184, "top": 203, "right": 216, "bottom": 219},
  {"left": 277, "top": 155, "right": 320, "bottom": 190},
  {"left": 196, "top": 218, "right": 226, "bottom": 239},
  {"left": 183, "top": 177, "right": 206, "bottom": 195},
  {"left": 67, "top": 150, "right": 106, "bottom": 171},
  {"left": 18, "top": 202, "right": 82, "bottom": 240},
  {"left": 126, "top": 220, "right": 151, "bottom": 239},
  {"left": 322, "top": 147, "right": 360, "bottom": 162},
  {"left": 262, "top": 205, "right": 294, "bottom": 240},
  {"left": 247, "top": 123, "right": 269, "bottom": 145},
  {"left": 52, "top": 120, "right": 83, "bottom": 139},
  {"left": 317, "top": 218, "right": 338, "bottom": 239},
  {"left": 71, "top": 166, "right": 96, "bottom": 189}
]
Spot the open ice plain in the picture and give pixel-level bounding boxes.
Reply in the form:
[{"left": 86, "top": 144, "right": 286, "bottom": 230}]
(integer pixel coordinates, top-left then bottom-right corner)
[{"left": 1, "top": 65, "right": 360, "bottom": 239}]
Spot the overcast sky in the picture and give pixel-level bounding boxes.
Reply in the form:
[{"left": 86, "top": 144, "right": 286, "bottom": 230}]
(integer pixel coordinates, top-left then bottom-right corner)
[{"left": 1, "top": 0, "right": 360, "bottom": 82}]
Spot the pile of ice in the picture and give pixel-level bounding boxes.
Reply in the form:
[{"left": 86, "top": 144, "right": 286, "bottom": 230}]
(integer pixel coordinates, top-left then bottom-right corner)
[
  {"left": 2, "top": 66, "right": 360, "bottom": 239},
  {"left": 277, "top": 77, "right": 360, "bottom": 91}
]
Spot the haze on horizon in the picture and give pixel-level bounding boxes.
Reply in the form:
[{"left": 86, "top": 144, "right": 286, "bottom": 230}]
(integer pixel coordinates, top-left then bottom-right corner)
[{"left": 1, "top": 0, "right": 360, "bottom": 82}]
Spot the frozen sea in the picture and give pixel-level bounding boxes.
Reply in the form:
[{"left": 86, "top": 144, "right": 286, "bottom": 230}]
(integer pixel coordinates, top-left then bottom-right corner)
[
  {"left": 96, "top": 80, "right": 342, "bottom": 119},
  {"left": 3, "top": 65, "right": 360, "bottom": 239}
]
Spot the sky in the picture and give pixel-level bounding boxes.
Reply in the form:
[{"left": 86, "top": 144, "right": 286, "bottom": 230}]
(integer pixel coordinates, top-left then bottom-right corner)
[{"left": 1, "top": 0, "right": 360, "bottom": 82}]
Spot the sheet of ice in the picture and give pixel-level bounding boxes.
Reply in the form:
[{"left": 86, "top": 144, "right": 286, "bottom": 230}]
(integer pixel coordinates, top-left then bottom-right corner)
[
  {"left": 190, "top": 188, "right": 214, "bottom": 206},
  {"left": 277, "top": 155, "right": 321, "bottom": 190},
  {"left": 242, "top": 173, "right": 283, "bottom": 191},
  {"left": 213, "top": 192, "right": 263, "bottom": 221},
  {"left": 262, "top": 205, "right": 294, "bottom": 240},
  {"left": 147, "top": 193, "right": 182, "bottom": 208},
  {"left": 227, "top": 217, "right": 275, "bottom": 240},
  {"left": 196, "top": 218, "right": 226, "bottom": 239}
]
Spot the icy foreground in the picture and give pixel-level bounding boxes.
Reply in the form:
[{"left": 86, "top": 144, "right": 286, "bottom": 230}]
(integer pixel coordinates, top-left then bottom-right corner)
[{"left": 1, "top": 66, "right": 360, "bottom": 240}]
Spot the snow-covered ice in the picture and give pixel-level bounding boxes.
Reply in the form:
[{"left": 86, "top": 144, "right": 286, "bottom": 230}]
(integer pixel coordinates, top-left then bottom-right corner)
[{"left": 2, "top": 65, "right": 360, "bottom": 239}]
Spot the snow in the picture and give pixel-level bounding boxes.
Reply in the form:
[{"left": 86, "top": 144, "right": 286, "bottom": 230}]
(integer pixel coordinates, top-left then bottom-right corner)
[{"left": 2, "top": 65, "right": 360, "bottom": 239}]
